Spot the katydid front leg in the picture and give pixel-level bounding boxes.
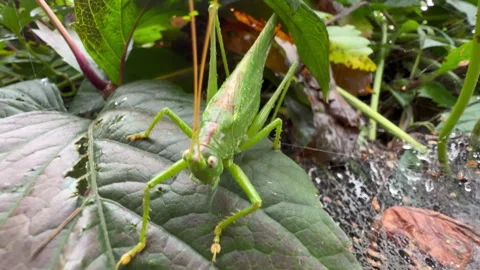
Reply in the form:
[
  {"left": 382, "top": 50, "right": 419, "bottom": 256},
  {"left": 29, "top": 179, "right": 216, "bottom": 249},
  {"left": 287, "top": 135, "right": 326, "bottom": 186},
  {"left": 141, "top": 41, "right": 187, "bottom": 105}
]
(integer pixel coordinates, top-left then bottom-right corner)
[
  {"left": 116, "top": 159, "right": 188, "bottom": 269},
  {"left": 211, "top": 159, "right": 263, "bottom": 262},
  {"left": 126, "top": 108, "right": 193, "bottom": 141}
]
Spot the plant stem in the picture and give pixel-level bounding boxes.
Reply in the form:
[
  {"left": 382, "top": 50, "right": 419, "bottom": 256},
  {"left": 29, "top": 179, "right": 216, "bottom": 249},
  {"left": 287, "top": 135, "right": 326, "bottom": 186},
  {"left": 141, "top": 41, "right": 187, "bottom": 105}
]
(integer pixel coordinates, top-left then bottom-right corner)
[
  {"left": 409, "top": 49, "right": 422, "bottom": 80},
  {"left": 437, "top": 1, "right": 480, "bottom": 173},
  {"left": 372, "top": 32, "right": 470, "bottom": 45},
  {"left": 418, "top": 56, "right": 463, "bottom": 86},
  {"left": 56, "top": 72, "right": 84, "bottom": 91},
  {"left": 35, "top": 0, "right": 110, "bottom": 90},
  {"left": 337, "top": 86, "right": 427, "bottom": 152},
  {"left": 369, "top": 20, "right": 388, "bottom": 140}
]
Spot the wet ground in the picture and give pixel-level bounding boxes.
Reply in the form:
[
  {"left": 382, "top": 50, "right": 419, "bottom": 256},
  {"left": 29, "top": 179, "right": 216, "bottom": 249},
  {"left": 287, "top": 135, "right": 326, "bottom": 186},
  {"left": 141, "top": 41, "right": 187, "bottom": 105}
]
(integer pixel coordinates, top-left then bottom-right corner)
[{"left": 297, "top": 134, "right": 480, "bottom": 269}]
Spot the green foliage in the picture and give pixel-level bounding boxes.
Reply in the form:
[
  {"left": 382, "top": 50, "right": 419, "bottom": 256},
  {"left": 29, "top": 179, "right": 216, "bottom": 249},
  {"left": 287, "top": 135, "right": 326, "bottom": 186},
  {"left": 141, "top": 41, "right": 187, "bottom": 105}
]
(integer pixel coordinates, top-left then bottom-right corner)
[
  {"left": 68, "top": 80, "right": 105, "bottom": 115},
  {"left": 328, "top": 25, "right": 376, "bottom": 72},
  {"left": 264, "top": 0, "right": 330, "bottom": 97},
  {"left": 72, "top": 0, "right": 147, "bottom": 85},
  {"left": 417, "top": 81, "right": 457, "bottom": 108},
  {"left": 437, "top": 41, "right": 473, "bottom": 75},
  {"left": 0, "top": 80, "right": 361, "bottom": 269},
  {"left": 437, "top": 96, "right": 480, "bottom": 132}
]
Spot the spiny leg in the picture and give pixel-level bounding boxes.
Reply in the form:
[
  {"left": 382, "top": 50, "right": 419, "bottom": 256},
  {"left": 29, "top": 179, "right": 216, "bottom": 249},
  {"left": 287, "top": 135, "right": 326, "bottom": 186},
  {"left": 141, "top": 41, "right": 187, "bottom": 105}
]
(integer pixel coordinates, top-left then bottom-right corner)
[
  {"left": 240, "top": 118, "right": 283, "bottom": 151},
  {"left": 116, "top": 160, "right": 188, "bottom": 269},
  {"left": 211, "top": 160, "right": 262, "bottom": 262},
  {"left": 127, "top": 108, "right": 192, "bottom": 141},
  {"left": 246, "top": 61, "right": 298, "bottom": 138}
]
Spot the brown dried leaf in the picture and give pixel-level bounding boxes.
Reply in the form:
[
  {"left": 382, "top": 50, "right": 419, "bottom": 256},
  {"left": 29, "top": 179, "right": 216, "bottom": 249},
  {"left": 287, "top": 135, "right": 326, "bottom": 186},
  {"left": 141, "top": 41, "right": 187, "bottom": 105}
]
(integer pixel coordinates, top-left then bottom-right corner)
[
  {"left": 331, "top": 63, "right": 373, "bottom": 96},
  {"left": 221, "top": 18, "right": 288, "bottom": 74},
  {"left": 373, "top": 206, "right": 480, "bottom": 270}
]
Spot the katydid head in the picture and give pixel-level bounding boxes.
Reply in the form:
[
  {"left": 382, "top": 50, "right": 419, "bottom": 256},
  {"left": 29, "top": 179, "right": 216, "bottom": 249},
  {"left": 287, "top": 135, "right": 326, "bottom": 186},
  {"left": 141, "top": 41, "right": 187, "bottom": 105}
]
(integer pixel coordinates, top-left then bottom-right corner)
[{"left": 183, "top": 145, "right": 223, "bottom": 185}]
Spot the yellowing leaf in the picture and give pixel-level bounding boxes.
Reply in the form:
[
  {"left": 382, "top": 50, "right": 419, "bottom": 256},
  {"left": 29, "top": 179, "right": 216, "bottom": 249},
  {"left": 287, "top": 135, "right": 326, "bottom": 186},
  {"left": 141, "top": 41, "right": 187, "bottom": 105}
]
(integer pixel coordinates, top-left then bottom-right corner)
[{"left": 328, "top": 25, "right": 377, "bottom": 72}]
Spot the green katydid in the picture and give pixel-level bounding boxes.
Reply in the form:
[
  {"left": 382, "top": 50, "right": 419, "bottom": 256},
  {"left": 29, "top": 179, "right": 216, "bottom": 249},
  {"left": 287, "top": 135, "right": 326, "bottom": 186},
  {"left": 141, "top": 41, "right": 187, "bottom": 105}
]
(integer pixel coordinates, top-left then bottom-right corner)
[{"left": 116, "top": 2, "right": 298, "bottom": 268}]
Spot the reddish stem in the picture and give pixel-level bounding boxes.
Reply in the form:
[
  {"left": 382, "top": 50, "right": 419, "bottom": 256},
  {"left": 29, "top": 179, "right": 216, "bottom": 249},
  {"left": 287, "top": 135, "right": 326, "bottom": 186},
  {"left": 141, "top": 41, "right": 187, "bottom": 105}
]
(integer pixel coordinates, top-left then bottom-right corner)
[{"left": 35, "top": 0, "right": 111, "bottom": 91}]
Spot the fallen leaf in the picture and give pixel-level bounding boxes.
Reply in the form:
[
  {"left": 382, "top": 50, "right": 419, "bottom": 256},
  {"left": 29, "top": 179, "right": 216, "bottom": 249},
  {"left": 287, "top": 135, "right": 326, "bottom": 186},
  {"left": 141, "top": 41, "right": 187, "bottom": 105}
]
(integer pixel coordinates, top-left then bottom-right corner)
[
  {"left": 331, "top": 63, "right": 373, "bottom": 96},
  {"left": 373, "top": 206, "right": 480, "bottom": 270},
  {"left": 231, "top": 9, "right": 294, "bottom": 43},
  {"left": 221, "top": 18, "right": 288, "bottom": 74}
]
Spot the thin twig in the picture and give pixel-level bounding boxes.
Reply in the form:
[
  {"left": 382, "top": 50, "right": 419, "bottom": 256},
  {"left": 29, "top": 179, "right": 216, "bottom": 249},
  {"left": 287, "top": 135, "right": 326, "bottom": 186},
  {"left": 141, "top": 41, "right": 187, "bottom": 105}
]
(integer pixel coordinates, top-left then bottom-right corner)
[
  {"left": 30, "top": 207, "right": 82, "bottom": 259},
  {"left": 325, "top": 2, "right": 368, "bottom": 25}
]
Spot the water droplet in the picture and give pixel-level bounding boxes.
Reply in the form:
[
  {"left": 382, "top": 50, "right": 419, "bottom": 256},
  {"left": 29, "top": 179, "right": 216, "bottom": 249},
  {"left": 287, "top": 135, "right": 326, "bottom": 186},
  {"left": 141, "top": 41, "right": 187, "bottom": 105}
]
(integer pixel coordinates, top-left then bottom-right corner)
[
  {"left": 464, "top": 182, "right": 472, "bottom": 192},
  {"left": 425, "top": 179, "right": 434, "bottom": 192},
  {"left": 403, "top": 144, "right": 412, "bottom": 150}
]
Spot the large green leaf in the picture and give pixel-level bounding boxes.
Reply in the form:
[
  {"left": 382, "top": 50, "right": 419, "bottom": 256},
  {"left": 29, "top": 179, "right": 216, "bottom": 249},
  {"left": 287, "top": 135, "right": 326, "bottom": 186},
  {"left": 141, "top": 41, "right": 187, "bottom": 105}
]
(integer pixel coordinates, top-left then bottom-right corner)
[
  {"left": 264, "top": 0, "right": 330, "bottom": 98},
  {"left": 0, "top": 79, "right": 66, "bottom": 118},
  {"left": 437, "top": 41, "right": 473, "bottom": 75},
  {"left": 437, "top": 96, "right": 480, "bottom": 132},
  {"left": 327, "top": 25, "right": 376, "bottom": 72},
  {"left": 0, "top": 80, "right": 360, "bottom": 269},
  {"left": 72, "top": 0, "right": 147, "bottom": 85},
  {"left": 417, "top": 81, "right": 457, "bottom": 108}
]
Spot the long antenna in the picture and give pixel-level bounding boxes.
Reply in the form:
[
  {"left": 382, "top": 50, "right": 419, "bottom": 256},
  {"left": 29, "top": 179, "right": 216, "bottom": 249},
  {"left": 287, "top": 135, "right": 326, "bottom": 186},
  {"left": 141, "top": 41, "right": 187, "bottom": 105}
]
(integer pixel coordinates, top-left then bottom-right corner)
[
  {"left": 189, "top": 0, "right": 218, "bottom": 156},
  {"left": 198, "top": 1, "right": 218, "bottom": 93},
  {"left": 188, "top": 0, "right": 199, "bottom": 154},
  {"left": 195, "top": 1, "right": 218, "bottom": 155}
]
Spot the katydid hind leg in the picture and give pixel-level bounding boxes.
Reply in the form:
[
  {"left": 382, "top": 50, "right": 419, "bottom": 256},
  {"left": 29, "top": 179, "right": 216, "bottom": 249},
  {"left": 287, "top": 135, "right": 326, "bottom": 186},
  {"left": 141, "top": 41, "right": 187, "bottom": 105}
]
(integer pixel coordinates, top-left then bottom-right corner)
[
  {"left": 246, "top": 61, "right": 298, "bottom": 138},
  {"left": 126, "top": 108, "right": 193, "bottom": 141},
  {"left": 116, "top": 160, "right": 188, "bottom": 269},
  {"left": 210, "top": 160, "right": 262, "bottom": 262},
  {"left": 240, "top": 118, "right": 283, "bottom": 151}
]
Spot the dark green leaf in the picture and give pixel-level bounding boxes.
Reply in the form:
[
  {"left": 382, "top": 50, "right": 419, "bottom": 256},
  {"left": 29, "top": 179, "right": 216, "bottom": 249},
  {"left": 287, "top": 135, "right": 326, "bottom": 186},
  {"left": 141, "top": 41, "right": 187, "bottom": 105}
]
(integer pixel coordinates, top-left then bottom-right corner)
[
  {"left": 437, "top": 41, "right": 473, "bottom": 75},
  {"left": 390, "top": 89, "right": 415, "bottom": 108},
  {"left": 417, "top": 81, "right": 457, "bottom": 108},
  {"left": 133, "top": 9, "right": 180, "bottom": 44},
  {"left": 437, "top": 96, "right": 480, "bottom": 132},
  {"left": 72, "top": 0, "right": 147, "bottom": 84},
  {"left": 0, "top": 6, "right": 32, "bottom": 36},
  {"left": 264, "top": 0, "right": 330, "bottom": 98},
  {"left": 0, "top": 79, "right": 66, "bottom": 118},
  {"left": 124, "top": 47, "right": 191, "bottom": 84},
  {"left": 0, "top": 80, "right": 360, "bottom": 269},
  {"left": 398, "top": 20, "right": 419, "bottom": 34},
  {"left": 68, "top": 80, "right": 105, "bottom": 115},
  {"left": 384, "top": 0, "right": 420, "bottom": 7}
]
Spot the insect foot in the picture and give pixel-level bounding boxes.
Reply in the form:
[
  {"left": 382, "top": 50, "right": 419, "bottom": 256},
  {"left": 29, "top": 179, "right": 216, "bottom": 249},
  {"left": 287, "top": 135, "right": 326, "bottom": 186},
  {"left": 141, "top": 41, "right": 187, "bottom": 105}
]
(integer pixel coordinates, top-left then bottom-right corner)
[
  {"left": 126, "top": 133, "right": 148, "bottom": 141},
  {"left": 210, "top": 242, "right": 221, "bottom": 262}
]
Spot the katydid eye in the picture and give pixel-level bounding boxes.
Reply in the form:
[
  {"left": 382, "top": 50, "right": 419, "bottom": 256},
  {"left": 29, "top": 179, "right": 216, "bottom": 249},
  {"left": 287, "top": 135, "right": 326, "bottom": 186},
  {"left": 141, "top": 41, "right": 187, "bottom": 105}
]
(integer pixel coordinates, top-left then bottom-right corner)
[{"left": 207, "top": 156, "right": 218, "bottom": 168}]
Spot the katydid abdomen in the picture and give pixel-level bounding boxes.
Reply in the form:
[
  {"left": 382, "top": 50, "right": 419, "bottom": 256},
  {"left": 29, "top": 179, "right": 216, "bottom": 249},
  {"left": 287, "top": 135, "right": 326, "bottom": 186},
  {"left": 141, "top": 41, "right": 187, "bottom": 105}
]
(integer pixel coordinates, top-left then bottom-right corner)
[{"left": 199, "top": 15, "right": 275, "bottom": 159}]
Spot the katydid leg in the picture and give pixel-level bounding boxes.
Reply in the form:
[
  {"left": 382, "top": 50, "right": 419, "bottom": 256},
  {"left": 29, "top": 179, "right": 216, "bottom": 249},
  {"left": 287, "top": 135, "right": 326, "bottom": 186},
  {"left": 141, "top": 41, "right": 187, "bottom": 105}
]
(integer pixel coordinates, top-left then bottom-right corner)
[
  {"left": 116, "top": 159, "right": 188, "bottom": 269},
  {"left": 240, "top": 118, "right": 283, "bottom": 151},
  {"left": 127, "top": 108, "right": 193, "bottom": 141},
  {"left": 211, "top": 160, "right": 262, "bottom": 262},
  {"left": 246, "top": 61, "right": 298, "bottom": 138}
]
